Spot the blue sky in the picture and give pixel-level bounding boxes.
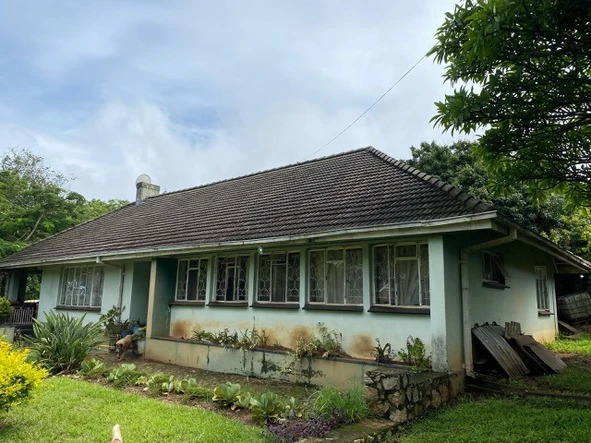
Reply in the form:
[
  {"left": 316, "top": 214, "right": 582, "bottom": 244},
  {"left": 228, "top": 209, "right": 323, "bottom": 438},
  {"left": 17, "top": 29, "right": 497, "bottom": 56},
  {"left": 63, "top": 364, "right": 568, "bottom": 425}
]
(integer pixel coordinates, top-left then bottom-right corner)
[{"left": 0, "top": 1, "right": 461, "bottom": 200}]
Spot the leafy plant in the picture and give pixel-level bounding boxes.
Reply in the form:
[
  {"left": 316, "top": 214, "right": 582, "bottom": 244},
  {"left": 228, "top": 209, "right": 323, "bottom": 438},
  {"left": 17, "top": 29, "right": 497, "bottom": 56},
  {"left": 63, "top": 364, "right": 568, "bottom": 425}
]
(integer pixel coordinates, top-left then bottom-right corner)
[
  {"left": 179, "top": 378, "right": 213, "bottom": 400},
  {"left": 212, "top": 382, "right": 242, "bottom": 408},
  {"left": 25, "top": 311, "right": 105, "bottom": 374},
  {"left": 312, "top": 386, "right": 368, "bottom": 425},
  {"left": 398, "top": 336, "right": 430, "bottom": 370},
  {"left": 316, "top": 323, "right": 344, "bottom": 358},
  {"left": 147, "top": 373, "right": 172, "bottom": 394},
  {"left": 373, "top": 339, "right": 394, "bottom": 364},
  {"left": 107, "top": 364, "right": 142, "bottom": 388},
  {"left": 235, "top": 392, "right": 252, "bottom": 410},
  {"left": 0, "top": 297, "right": 13, "bottom": 323},
  {"left": 0, "top": 338, "right": 47, "bottom": 412},
  {"left": 284, "top": 396, "right": 304, "bottom": 419},
  {"left": 79, "top": 358, "right": 106, "bottom": 378},
  {"left": 250, "top": 392, "right": 284, "bottom": 423}
]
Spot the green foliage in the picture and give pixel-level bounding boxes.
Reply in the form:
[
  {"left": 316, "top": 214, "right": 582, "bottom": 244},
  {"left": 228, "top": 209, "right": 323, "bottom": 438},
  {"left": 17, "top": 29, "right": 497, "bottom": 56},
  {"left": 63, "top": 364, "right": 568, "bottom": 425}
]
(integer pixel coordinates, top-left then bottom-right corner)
[
  {"left": 312, "top": 386, "right": 369, "bottom": 424},
  {"left": 0, "top": 148, "right": 128, "bottom": 258},
  {"left": 235, "top": 392, "right": 252, "bottom": 410},
  {"left": 107, "top": 364, "right": 142, "bottom": 388},
  {"left": 373, "top": 339, "right": 394, "bottom": 364},
  {"left": 429, "top": 1, "right": 591, "bottom": 205},
  {"left": 192, "top": 326, "right": 271, "bottom": 350},
  {"left": 546, "top": 333, "right": 591, "bottom": 358},
  {"left": 249, "top": 392, "right": 284, "bottom": 423},
  {"left": 0, "top": 338, "right": 47, "bottom": 412},
  {"left": 212, "top": 382, "right": 243, "bottom": 408},
  {"left": 79, "top": 358, "right": 106, "bottom": 378},
  {"left": 25, "top": 311, "right": 105, "bottom": 374},
  {"left": 292, "top": 322, "right": 345, "bottom": 359},
  {"left": 398, "top": 336, "right": 430, "bottom": 370},
  {"left": 147, "top": 373, "right": 172, "bottom": 394},
  {"left": 0, "top": 296, "right": 13, "bottom": 322}
]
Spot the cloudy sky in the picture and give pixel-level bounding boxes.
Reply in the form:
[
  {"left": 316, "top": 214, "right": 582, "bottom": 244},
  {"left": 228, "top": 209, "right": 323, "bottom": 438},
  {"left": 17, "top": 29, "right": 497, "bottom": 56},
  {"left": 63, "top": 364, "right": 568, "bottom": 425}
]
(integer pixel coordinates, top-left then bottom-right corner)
[{"left": 0, "top": 1, "right": 462, "bottom": 201}]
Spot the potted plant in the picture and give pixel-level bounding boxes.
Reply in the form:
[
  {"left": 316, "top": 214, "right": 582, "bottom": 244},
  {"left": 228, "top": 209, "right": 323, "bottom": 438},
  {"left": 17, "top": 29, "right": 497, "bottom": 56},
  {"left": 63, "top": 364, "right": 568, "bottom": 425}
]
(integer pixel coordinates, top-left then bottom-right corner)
[
  {"left": 100, "top": 305, "right": 127, "bottom": 347},
  {"left": 0, "top": 297, "right": 15, "bottom": 342},
  {"left": 133, "top": 326, "right": 146, "bottom": 355}
]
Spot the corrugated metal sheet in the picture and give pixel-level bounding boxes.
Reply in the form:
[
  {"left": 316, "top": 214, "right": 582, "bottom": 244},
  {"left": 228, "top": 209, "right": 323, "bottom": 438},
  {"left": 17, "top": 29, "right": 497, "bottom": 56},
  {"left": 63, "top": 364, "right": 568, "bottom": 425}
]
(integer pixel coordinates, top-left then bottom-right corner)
[
  {"left": 512, "top": 335, "right": 566, "bottom": 373},
  {"left": 472, "top": 324, "right": 530, "bottom": 379}
]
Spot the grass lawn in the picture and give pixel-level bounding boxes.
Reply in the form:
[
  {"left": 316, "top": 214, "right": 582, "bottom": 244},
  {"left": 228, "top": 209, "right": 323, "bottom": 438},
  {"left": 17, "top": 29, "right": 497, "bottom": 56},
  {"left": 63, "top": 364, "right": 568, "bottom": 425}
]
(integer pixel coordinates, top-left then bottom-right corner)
[
  {"left": 0, "top": 377, "right": 266, "bottom": 443},
  {"left": 392, "top": 395, "right": 591, "bottom": 443},
  {"left": 545, "top": 333, "right": 591, "bottom": 356}
]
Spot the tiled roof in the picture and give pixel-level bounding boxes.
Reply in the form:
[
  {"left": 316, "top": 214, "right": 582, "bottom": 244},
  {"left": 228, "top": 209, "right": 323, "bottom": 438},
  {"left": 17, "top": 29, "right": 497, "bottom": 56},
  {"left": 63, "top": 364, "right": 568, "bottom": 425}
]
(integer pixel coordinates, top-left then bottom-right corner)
[{"left": 0, "top": 147, "right": 493, "bottom": 267}]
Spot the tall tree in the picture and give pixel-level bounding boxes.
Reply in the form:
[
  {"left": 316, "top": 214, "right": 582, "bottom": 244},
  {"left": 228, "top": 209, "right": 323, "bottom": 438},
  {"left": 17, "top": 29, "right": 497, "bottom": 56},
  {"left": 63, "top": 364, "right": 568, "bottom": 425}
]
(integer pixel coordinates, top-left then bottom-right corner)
[
  {"left": 407, "top": 141, "right": 591, "bottom": 260},
  {"left": 429, "top": 0, "right": 591, "bottom": 205}
]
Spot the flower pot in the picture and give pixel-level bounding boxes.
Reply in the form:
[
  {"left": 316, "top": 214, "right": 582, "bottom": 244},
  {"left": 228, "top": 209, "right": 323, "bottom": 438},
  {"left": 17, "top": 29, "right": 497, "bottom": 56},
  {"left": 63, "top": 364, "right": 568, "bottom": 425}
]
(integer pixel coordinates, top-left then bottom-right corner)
[
  {"left": 0, "top": 325, "right": 15, "bottom": 343},
  {"left": 134, "top": 339, "right": 146, "bottom": 355}
]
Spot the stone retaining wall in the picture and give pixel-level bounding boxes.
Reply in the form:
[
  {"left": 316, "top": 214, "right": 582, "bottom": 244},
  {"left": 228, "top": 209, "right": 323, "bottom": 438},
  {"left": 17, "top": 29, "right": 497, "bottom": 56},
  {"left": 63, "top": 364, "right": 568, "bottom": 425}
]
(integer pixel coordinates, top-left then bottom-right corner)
[{"left": 365, "top": 368, "right": 463, "bottom": 425}]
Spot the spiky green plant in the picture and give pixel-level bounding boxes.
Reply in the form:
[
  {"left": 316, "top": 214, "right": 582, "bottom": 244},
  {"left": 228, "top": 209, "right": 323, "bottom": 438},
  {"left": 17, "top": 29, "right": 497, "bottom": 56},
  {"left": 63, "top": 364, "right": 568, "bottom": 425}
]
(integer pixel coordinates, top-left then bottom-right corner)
[{"left": 25, "top": 311, "right": 105, "bottom": 374}]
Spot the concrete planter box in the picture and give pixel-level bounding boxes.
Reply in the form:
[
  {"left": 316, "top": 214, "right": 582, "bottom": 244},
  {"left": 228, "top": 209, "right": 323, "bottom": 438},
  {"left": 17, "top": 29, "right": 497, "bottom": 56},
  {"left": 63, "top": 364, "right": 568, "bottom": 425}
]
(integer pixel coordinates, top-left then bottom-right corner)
[
  {"left": 0, "top": 325, "right": 15, "bottom": 343},
  {"left": 145, "top": 337, "right": 417, "bottom": 388}
]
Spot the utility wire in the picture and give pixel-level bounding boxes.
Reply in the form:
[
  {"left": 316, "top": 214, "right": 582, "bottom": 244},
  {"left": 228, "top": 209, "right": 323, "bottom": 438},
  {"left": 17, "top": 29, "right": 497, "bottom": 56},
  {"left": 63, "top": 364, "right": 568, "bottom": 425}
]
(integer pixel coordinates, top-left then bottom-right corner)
[{"left": 305, "top": 53, "right": 427, "bottom": 160}]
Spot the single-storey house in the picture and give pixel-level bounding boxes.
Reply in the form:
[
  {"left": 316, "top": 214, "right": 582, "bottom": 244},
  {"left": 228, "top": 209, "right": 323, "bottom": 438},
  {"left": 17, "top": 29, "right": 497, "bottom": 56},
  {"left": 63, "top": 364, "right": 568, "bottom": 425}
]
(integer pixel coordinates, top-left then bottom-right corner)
[{"left": 1, "top": 147, "right": 589, "bottom": 381}]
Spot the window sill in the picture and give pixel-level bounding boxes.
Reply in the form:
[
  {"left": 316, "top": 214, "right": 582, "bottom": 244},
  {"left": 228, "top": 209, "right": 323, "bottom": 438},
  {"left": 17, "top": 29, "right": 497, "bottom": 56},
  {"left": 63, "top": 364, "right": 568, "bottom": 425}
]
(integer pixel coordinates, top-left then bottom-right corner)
[
  {"left": 538, "top": 310, "right": 554, "bottom": 316},
  {"left": 251, "top": 303, "right": 300, "bottom": 310},
  {"left": 303, "top": 304, "right": 363, "bottom": 312},
  {"left": 482, "top": 281, "right": 510, "bottom": 290},
  {"left": 368, "top": 306, "right": 430, "bottom": 315},
  {"left": 170, "top": 301, "right": 205, "bottom": 307},
  {"left": 55, "top": 306, "right": 101, "bottom": 312},
  {"left": 207, "top": 301, "right": 248, "bottom": 308}
]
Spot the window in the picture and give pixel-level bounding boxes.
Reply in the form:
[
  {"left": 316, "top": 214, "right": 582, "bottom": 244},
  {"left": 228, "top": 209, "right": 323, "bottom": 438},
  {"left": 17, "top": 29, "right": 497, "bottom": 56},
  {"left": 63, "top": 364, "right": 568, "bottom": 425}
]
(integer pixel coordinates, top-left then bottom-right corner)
[
  {"left": 216, "top": 256, "right": 249, "bottom": 301},
  {"left": 59, "top": 266, "right": 104, "bottom": 308},
  {"left": 309, "top": 247, "right": 363, "bottom": 305},
  {"left": 176, "top": 258, "right": 208, "bottom": 301},
  {"left": 536, "top": 266, "right": 550, "bottom": 311},
  {"left": 483, "top": 251, "right": 510, "bottom": 286},
  {"left": 257, "top": 252, "right": 300, "bottom": 303},
  {"left": 373, "top": 243, "right": 429, "bottom": 306}
]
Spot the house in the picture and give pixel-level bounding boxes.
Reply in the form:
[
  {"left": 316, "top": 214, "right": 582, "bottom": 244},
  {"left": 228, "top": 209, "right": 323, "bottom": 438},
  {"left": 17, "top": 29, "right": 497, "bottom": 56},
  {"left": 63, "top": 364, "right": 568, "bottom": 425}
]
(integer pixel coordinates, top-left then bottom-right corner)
[{"left": 1, "top": 147, "right": 589, "bottom": 383}]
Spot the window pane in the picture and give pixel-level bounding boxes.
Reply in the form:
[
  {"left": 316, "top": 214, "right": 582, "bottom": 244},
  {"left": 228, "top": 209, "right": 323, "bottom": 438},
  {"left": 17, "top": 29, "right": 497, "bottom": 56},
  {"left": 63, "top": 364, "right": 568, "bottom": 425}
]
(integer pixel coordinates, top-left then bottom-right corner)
[
  {"left": 327, "top": 249, "right": 344, "bottom": 261},
  {"left": 326, "top": 260, "right": 345, "bottom": 304},
  {"left": 187, "top": 268, "right": 199, "bottom": 300},
  {"left": 345, "top": 249, "right": 363, "bottom": 305},
  {"left": 257, "top": 255, "right": 271, "bottom": 302},
  {"left": 309, "top": 250, "right": 325, "bottom": 303},
  {"left": 374, "top": 246, "right": 390, "bottom": 304},
  {"left": 396, "top": 244, "right": 417, "bottom": 258},
  {"left": 536, "top": 267, "right": 548, "bottom": 310},
  {"left": 287, "top": 253, "right": 300, "bottom": 303},
  {"left": 420, "top": 244, "right": 430, "bottom": 306},
  {"left": 396, "top": 260, "right": 420, "bottom": 305},
  {"left": 198, "top": 259, "right": 208, "bottom": 301},
  {"left": 216, "top": 258, "right": 229, "bottom": 301},
  {"left": 237, "top": 257, "right": 249, "bottom": 301},
  {"left": 79, "top": 267, "right": 89, "bottom": 307},
  {"left": 176, "top": 260, "right": 188, "bottom": 300},
  {"left": 271, "top": 261, "right": 287, "bottom": 302}
]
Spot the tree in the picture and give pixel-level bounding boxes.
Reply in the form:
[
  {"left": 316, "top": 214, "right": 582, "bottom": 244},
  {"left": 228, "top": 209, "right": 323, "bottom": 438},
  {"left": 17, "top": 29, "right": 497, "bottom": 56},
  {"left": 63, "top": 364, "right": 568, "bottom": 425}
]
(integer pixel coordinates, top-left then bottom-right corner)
[
  {"left": 407, "top": 141, "right": 591, "bottom": 260},
  {"left": 0, "top": 148, "right": 128, "bottom": 257},
  {"left": 429, "top": 1, "right": 591, "bottom": 205}
]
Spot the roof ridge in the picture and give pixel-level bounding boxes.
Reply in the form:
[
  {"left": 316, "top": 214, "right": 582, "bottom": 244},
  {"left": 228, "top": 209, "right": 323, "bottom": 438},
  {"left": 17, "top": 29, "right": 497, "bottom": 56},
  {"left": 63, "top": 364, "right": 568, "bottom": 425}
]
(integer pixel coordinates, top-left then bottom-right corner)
[
  {"left": 151, "top": 146, "right": 373, "bottom": 199},
  {"left": 364, "top": 147, "right": 494, "bottom": 213}
]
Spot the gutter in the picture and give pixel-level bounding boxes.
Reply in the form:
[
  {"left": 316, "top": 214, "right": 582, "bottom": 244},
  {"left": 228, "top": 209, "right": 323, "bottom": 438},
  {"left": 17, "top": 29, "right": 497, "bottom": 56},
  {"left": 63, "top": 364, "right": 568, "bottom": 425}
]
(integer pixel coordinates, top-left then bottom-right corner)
[
  {"left": 96, "top": 257, "right": 125, "bottom": 322},
  {"left": 460, "top": 227, "right": 518, "bottom": 376},
  {"left": 0, "top": 212, "right": 499, "bottom": 269}
]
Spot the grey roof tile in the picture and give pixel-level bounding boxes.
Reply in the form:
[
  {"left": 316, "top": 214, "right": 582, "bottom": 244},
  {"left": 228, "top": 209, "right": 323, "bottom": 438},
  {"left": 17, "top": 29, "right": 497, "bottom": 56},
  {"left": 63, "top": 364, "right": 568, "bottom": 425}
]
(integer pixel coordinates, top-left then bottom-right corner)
[{"left": 0, "top": 147, "right": 493, "bottom": 267}]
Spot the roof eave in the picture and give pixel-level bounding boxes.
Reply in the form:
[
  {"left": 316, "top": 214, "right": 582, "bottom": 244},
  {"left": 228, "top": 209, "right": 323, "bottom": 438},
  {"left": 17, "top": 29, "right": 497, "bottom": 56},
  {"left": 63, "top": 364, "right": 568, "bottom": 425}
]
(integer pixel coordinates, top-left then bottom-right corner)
[{"left": 0, "top": 212, "right": 499, "bottom": 269}]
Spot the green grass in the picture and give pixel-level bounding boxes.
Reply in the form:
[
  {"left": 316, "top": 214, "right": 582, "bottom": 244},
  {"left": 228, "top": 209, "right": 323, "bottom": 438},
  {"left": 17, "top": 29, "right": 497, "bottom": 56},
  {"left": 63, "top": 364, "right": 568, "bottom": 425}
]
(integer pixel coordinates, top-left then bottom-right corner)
[
  {"left": 0, "top": 377, "right": 265, "bottom": 443},
  {"left": 545, "top": 333, "right": 591, "bottom": 356},
  {"left": 392, "top": 395, "right": 591, "bottom": 443}
]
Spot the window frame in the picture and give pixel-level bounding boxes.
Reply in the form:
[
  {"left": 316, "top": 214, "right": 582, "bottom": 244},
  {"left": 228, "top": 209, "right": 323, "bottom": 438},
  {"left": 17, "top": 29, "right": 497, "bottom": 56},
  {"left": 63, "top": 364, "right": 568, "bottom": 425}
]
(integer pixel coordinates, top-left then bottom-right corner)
[
  {"left": 307, "top": 246, "right": 363, "bottom": 306},
  {"left": 372, "top": 242, "right": 430, "bottom": 308},
  {"left": 483, "top": 250, "right": 510, "bottom": 288},
  {"left": 58, "top": 265, "right": 104, "bottom": 309},
  {"left": 175, "top": 257, "right": 209, "bottom": 302},
  {"left": 256, "top": 251, "right": 300, "bottom": 304},
  {"left": 535, "top": 265, "right": 551, "bottom": 313},
  {"left": 214, "top": 255, "right": 250, "bottom": 303}
]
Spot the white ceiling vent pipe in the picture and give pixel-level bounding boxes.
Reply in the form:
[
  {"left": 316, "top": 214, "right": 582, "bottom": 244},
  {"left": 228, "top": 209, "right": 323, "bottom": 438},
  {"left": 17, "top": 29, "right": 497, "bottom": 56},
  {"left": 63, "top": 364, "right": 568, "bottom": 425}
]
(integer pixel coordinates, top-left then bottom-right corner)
[{"left": 135, "top": 174, "right": 160, "bottom": 204}]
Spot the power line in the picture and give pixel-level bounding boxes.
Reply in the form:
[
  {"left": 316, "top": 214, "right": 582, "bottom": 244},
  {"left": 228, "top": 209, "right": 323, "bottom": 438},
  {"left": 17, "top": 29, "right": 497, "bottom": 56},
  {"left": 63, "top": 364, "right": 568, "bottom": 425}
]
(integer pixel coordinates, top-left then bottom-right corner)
[{"left": 305, "top": 53, "right": 427, "bottom": 160}]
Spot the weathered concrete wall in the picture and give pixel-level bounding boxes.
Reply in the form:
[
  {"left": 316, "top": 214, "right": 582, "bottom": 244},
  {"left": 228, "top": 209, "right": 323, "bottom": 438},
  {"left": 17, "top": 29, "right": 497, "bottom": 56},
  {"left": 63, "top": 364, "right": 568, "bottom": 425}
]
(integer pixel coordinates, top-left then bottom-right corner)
[
  {"left": 468, "top": 241, "right": 557, "bottom": 342},
  {"left": 145, "top": 337, "right": 412, "bottom": 388},
  {"left": 365, "top": 368, "right": 463, "bottom": 424}
]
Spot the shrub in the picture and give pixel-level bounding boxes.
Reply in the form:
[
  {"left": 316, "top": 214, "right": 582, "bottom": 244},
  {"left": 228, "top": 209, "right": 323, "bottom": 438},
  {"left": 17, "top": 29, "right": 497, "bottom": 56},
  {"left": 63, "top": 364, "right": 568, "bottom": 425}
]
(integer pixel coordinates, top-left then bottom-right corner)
[
  {"left": 250, "top": 392, "right": 284, "bottom": 423},
  {"left": 0, "top": 297, "right": 13, "bottom": 323},
  {"left": 147, "top": 373, "right": 172, "bottom": 394},
  {"left": 179, "top": 378, "right": 213, "bottom": 400},
  {"left": 312, "top": 386, "right": 368, "bottom": 424},
  {"left": 107, "top": 364, "right": 142, "bottom": 388},
  {"left": 212, "top": 382, "right": 242, "bottom": 408},
  {"left": 25, "top": 311, "right": 105, "bottom": 374},
  {"left": 79, "top": 358, "right": 106, "bottom": 378},
  {"left": 398, "top": 336, "right": 430, "bottom": 370},
  {"left": 0, "top": 339, "right": 47, "bottom": 412}
]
